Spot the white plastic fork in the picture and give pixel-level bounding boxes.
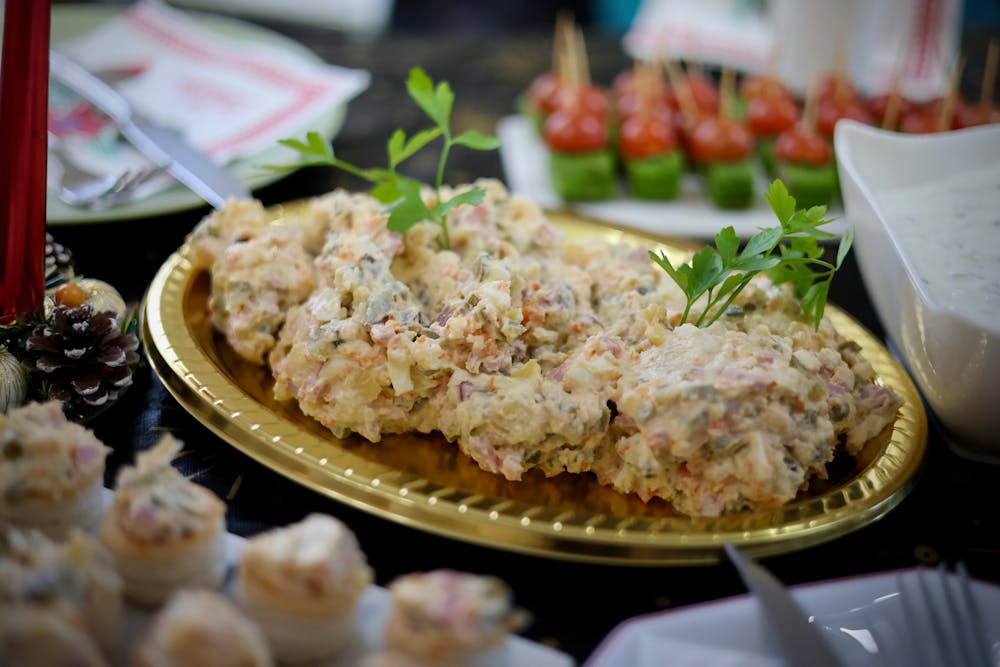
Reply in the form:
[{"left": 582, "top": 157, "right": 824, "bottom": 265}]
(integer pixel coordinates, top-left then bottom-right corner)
[{"left": 896, "top": 563, "right": 994, "bottom": 667}]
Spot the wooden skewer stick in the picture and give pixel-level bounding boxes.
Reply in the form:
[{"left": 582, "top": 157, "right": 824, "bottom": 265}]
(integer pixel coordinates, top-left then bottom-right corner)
[
  {"left": 936, "top": 54, "right": 965, "bottom": 132},
  {"left": 560, "top": 21, "right": 579, "bottom": 98},
  {"left": 832, "top": 29, "right": 850, "bottom": 103},
  {"left": 556, "top": 12, "right": 575, "bottom": 87},
  {"left": 634, "top": 60, "right": 651, "bottom": 116},
  {"left": 881, "top": 35, "right": 911, "bottom": 130},
  {"left": 551, "top": 11, "right": 573, "bottom": 78},
  {"left": 979, "top": 39, "right": 998, "bottom": 113},
  {"left": 663, "top": 58, "right": 700, "bottom": 127},
  {"left": 719, "top": 67, "right": 735, "bottom": 121},
  {"left": 801, "top": 77, "right": 820, "bottom": 134},
  {"left": 574, "top": 27, "right": 591, "bottom": 89}
]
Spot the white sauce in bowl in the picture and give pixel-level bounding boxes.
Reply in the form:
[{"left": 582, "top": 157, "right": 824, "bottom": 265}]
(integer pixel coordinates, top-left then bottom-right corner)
[{"left": 876, "top": 165, "right": 1000, "bottom": 329}]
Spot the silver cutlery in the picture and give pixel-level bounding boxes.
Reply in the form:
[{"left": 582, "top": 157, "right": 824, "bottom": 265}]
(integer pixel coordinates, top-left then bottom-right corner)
[
  {"left": 49, "top": 134, "right": 165, "bottom": 209},
  {"left": 724, "top": 544, "right": 844, "bottom": 667},
  {"left": 49, "top": 51, "right": 250, "bottom": 208},
  {"left": 896, "top": 563, "right": 993, "bottom": 667}
]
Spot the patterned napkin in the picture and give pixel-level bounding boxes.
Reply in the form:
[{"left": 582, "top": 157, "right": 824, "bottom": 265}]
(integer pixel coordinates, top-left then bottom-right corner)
[{"left": 48, "top": 0, "right": 370, "bottom": 204}]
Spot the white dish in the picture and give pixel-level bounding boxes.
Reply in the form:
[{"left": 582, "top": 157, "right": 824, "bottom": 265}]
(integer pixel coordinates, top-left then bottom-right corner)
[
  {"left": 835, "top": 120, "right": 1000, "bottom": 459},
  {"left": 584, "top": 569, "right": 1000, "bottom": 667},
  {"left": 102, "top": 491, "right": 572, "bottom": 666},
  {"left": 43, "top": 5, "right": 348, "bottom": 225},
  {"left": 497, "top": 114, "right": 847, "bottom": 240}
]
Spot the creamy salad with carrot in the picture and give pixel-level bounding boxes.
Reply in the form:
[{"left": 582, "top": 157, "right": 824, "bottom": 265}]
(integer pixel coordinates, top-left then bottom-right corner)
[{"left": 189, "top": 179, "right": 902, "bottom": 517}]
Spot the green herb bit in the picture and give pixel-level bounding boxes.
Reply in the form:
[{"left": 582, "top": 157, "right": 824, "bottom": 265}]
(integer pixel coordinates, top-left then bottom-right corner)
[
  {"left": 649, "top": 180, "right": 854, "bottom": 330},
  {"left": 269, "top": 68, "right": 499, "bottom": 250}
]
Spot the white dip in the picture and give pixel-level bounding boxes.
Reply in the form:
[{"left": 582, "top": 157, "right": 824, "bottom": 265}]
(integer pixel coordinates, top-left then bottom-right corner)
[{"left": 876, "top": 165, "right": 1000, "bottom": 329}]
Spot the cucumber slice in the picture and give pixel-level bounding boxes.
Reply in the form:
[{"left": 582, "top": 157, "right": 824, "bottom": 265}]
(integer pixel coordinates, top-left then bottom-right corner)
[
  {"left": 625, "top": 151, "right": 684, "bottom": 200},
  {"left": 706, "top": 160, "right": 756, "bottom": 209},
  {"left": 756, "top": 137, "right": 778, "bottom": 178},
  {"left": 777, "top": 162, "right": 837, "bottom": 208},
  {"left": 549, "top": 150, "right": 616, "bottom": 201}
]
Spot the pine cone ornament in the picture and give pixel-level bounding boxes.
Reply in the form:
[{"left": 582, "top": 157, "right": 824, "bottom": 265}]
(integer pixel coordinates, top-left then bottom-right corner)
[
  {"left": 45, "top": 233, "right": 75, "bottom": 278},
  {"left": 22, "top": 304, "right": 140, "bottom": 411}
]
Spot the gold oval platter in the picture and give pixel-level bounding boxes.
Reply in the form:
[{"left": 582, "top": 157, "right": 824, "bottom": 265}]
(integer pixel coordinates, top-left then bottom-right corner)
[{"left": 141, "top": 209, "right": 928, "bottom": 565}]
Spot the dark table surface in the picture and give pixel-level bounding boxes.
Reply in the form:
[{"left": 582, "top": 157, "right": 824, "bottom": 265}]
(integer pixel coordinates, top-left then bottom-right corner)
[{"left": 46, "top": 8, "right": 1000, "bottom": 663}]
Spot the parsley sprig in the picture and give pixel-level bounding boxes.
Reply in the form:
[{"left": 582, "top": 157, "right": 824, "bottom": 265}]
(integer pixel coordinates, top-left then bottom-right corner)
[
  {"left": 649, "top": 180, "right": 855, "bottom": 330},
  {"left": 272, "top": 68, "right": 499, "bottom": 250}
]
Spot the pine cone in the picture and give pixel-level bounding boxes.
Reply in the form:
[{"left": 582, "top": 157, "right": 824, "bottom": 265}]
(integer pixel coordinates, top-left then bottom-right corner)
[
  {"left": 22, "top": 304, "right": 140, "bottom": 410},
  {"left": 45, "top": 233, "right": 75, "bottom": 278}
]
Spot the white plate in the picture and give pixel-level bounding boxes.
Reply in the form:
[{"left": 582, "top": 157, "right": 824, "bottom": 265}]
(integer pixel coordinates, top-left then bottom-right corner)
[
  {"left": 43, "top": 5, "right": 348, "bottom": 225},
  {"left": 497, "top": 114, "right": 847, "bottom": 240},
  {"left": 92, "top": 488, "right": 572, "bottom": 666},
  {"left": 584, "top": 570, "right": 1000, "bottom": 666},
  {"left": 121, "top": 531, "right": 573, "bottom": 667}
]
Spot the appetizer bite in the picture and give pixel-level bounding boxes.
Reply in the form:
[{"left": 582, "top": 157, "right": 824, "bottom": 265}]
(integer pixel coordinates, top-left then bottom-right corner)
[
  {"left": 543, "top": 27, "right": 615, "bottom": 202},
  {"left": 131, "top": 589, "right": 274, "bottom": 667},
  {"left": 0, "top": 603, "right": 111, "bottom": 667},
  {"left": 0, "top": 400, "right": 110, "bottom": 539},
  {"left": 742, "top": 74, "right": 799, "bottom": 177},
  {"left": 235, "top": 513, "right": 374, "bottom": 663},
  {"left": 684, "top": 70, "right": 757, "bottom": 209},
  {"left": 373, "top": 570, "right": 528, "bottom": 666},
  {"left": 672, "top": 62, "right": 719, "bottom": 117},
  {"left": 772, "top": 84, "right": 837, "bottom": 207},
  {"left": 617, "top": 62, "right": 683, "bottom": 200},
  {"left": 0, "top": 526, "right": 125, "bottom": 663},
  {"left": 814, "top": 70, "right": 873, "bottom": 140},
  {"left": 100, "top": 433, "right": 227, "bottom": 606}
]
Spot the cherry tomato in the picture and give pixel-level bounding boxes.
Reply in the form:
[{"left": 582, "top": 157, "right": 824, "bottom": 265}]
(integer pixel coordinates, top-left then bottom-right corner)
[
  {"left": 817, "top": 73, "right": 859, "bottom": 105},
  {"left": 774, "top": 126, "right": 832, "bottom": 166},
  {"left": 619, "top": 112, "right": 677, "bottom": 159},
  {"left": 527, "top": 71, "right": 563, "bottom": 117},
  {"left": 686, "top": 116, "right": 754, "bottom": 163},
  {"left": 613, "top": 69, "right": 636, "bottom": 99},
  {"left": 616, "top": 83, "right": 676, "bottom": 120},
  {"left": 747, "top": 94, "right": 800, "bottom": 137},
  {"left": 867, "top": 93, "right": 917, "bottom": 128},
  {"left": 740, "top": 74, "right": 792, "bottom": 102},
  {"left": 899, "top": 107, "right": 942, "bottom": 133},
  {"left": 544, "top": 106, "right": 607, "bottom": 152},
  {"left": 816, "top": 98, "right": 874, "bottom": 139},
  {"left": 557, "top": 84, "right": 609, "bottom": 120},
  {"left": 684, "top": 75, "right": 720, "bottom": 115},
  {"left": 952, "top": 99, "right": 1000, "bottom": 128}
]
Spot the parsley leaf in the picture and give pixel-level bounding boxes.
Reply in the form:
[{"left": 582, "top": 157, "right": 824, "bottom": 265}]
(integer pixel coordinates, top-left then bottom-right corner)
[
  {"left": 269, "top": 68, "right": 499, "bottom": 249},
  {"left": 651, "top": 180, "right": 854, "bottom": 330}
]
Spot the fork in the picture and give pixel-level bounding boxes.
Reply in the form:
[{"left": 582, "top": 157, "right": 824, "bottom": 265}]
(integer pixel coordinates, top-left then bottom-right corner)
[
  {"left": 896, "top": 563, "right": 994, "bottom": 667},
  {"left": 49, "top": 133, "right": 163, "bottom": 209},
  {"left": 59, "top": 165, "right": 163, "bottom": 210}
]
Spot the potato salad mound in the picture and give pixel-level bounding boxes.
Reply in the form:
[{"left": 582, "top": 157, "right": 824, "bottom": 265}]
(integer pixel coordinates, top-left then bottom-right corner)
[{"left": 189, "top": 179, "right": 903, "bottom": 517}]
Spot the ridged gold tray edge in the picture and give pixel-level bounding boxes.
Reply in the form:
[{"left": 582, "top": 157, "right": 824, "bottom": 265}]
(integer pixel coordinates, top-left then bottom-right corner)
[{"left": 141, "top": 213, "right": 928, "bottom": 565}]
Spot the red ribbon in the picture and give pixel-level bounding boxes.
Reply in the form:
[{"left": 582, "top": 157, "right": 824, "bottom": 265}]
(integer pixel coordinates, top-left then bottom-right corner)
[{"left": 0, "top": 0, "right": 51, "bottom": 323}]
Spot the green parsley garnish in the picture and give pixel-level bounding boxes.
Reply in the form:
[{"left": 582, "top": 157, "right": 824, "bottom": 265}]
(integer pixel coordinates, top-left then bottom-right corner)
[
  {"left": 272, "top": 68, "right": 500, "bottom": 250},
  {"left": 649, "top": 180, "right": 855, "bottom": 330}
]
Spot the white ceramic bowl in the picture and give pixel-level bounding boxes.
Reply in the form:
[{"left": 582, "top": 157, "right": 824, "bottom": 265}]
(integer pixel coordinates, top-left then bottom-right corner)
[{"left": 835, "top": 120, "right": 1000, "bottom": 461}]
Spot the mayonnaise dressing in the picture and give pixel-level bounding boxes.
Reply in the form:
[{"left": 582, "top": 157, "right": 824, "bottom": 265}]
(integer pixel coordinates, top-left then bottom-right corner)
[{"left": 876, "top": 165, "right": 1000, "bottom": 329}]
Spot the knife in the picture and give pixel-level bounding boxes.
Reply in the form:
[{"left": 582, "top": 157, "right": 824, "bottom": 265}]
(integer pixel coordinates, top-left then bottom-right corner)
[
  {"left": 724, "top": 544, "right": 844, "bottom": 667},
  {"left": 49, "top": 51, "right": 250, "bottom": 208}
]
